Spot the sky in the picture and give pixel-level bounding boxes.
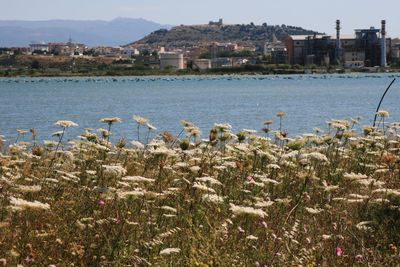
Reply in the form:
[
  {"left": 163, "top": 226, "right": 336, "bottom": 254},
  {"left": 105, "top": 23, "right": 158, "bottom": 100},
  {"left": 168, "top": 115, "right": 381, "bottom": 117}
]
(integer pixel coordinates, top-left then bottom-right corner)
[{"left": 1, "top": 0, "right": 399, "bottom": 37}]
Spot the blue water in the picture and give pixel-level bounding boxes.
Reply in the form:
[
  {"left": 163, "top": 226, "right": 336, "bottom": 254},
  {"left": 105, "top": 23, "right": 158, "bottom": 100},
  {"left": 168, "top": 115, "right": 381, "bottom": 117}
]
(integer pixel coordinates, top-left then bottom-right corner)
[{"left": 1, "top": 74, "right": 400, "bottom": 143}]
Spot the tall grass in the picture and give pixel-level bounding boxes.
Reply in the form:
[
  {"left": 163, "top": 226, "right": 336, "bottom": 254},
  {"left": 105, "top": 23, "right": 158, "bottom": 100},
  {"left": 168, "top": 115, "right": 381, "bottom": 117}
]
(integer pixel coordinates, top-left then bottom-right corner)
[{"left": 1, "top": 113, "right": 400, "bottom": 266}]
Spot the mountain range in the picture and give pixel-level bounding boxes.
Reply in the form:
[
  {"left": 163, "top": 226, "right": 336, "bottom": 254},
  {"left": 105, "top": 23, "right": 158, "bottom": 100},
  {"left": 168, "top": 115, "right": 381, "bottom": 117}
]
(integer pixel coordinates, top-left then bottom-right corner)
[{"left": 0, "top": 18, "right": 171, "bottom": 47}]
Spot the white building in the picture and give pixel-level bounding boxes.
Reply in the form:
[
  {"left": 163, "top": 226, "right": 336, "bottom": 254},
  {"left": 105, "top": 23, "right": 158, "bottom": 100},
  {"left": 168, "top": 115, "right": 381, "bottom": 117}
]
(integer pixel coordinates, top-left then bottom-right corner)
[
  {"left": 29, "top": 43, "right": 49, "bottom": 53},
  {"left": 121, "top": 47, "right": 140, "bottom": 58},
  {"left": 192, "top": 59, "right": 211, "bottom": 70},
  {"left": 159, "top": 52, "right": 184, "bottom": 70}
]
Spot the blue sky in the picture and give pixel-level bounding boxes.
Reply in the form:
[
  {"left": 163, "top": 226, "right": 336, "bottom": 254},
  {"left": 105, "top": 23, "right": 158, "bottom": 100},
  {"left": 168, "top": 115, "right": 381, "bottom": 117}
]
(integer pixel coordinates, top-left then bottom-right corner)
[{"left": 1, "top": 0, "right": 399, "bottom": 36}]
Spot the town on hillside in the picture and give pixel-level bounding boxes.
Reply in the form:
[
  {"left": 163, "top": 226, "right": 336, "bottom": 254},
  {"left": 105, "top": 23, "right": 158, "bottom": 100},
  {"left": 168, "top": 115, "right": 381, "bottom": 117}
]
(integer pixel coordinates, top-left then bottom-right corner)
[{"left": 1, "top": 19, "right": 400, "bottom": 75}]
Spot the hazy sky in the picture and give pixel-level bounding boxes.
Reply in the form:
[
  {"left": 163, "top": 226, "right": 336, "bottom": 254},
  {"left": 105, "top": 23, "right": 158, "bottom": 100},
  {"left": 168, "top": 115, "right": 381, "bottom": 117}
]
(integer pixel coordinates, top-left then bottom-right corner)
[{"left": 1, "top": 0, "right": 399, "bottom": 37}]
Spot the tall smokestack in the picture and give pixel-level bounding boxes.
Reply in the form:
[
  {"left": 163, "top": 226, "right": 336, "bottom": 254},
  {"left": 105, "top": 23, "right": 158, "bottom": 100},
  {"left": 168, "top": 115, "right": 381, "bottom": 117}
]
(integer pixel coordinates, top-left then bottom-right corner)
[
  {"left": 381, "top": 20, "right": 387, "bottom": 67},
  {"left": 335, "top": 19, "right": 342, "bottom": 64}
]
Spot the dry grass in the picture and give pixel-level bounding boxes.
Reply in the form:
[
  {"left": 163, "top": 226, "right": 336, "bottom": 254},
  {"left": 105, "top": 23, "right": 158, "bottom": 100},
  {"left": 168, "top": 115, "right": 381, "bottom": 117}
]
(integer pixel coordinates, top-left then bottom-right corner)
[{"left": 1, "top": 114, "right": 400, "bottom": 266}]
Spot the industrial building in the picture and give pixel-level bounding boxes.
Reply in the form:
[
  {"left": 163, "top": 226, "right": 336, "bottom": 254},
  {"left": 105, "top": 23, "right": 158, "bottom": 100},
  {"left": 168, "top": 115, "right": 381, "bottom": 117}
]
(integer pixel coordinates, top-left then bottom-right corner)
[
  {"left": 264, "top": 34, "right": 289, "bottom": 64},
  {"left": 392, "top": 43, "right": 400, "bottom": 64},
  {"left": 285, "top": 20, "right": 391, "bottom": 68},
  {"left": 284, "top": 35, "right": 334, "bottom": 66}
]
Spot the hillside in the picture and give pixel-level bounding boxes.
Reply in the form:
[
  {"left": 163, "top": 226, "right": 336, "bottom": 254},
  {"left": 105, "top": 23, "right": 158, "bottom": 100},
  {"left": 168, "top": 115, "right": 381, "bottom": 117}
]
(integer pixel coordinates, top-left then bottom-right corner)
[
  {"left": 0, "top": 18, "right": 172, "bottom": 47},
  {"left": 132, "top": 23, "right": 322, "bottom": 48}
]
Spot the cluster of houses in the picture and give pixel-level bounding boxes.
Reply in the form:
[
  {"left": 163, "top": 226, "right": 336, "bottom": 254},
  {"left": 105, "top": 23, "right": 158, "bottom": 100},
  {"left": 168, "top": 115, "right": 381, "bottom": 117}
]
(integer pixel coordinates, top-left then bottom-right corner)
[
  {"left": 1, "top": 20, "right": 399, "bottom": 71},
  {"left": 26, "top": 41, "right": 141, "bottom": 58}
]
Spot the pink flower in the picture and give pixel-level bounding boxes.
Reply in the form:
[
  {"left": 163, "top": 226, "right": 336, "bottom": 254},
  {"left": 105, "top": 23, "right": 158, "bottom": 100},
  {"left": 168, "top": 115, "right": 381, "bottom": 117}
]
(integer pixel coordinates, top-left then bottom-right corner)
[
  {"left": 336, "top": 246, "right": 343, "bottom": 257},
  {"left": 247, "top": 175, "right": 254, "bottom": 182},
  {"left": 98, "top": 199, "right": 105, "bottom": 206}
]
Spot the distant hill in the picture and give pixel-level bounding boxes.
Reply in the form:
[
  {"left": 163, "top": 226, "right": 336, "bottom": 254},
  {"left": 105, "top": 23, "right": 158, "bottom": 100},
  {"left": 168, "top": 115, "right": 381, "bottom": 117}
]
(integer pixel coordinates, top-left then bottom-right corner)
[
  {"left": 0, "top": 18, "right": 172, "bottom": 47},
  {"left": 132, "top": 23, "right": 322, "bottom": 48}
]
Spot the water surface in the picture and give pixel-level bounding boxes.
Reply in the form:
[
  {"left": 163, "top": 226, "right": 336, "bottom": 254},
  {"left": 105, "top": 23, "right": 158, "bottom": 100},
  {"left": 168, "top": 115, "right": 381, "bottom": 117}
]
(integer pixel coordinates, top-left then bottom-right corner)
[{"left": 1, "top": 74, "right": 399, "bottom": 143}]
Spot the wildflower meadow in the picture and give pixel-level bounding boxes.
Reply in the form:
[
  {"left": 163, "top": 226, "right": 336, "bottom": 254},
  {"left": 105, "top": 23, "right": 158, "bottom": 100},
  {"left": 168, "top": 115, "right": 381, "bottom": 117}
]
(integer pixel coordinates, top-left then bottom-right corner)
[{"left": 1, "top": 112, "right": 400, "bottom": 266}]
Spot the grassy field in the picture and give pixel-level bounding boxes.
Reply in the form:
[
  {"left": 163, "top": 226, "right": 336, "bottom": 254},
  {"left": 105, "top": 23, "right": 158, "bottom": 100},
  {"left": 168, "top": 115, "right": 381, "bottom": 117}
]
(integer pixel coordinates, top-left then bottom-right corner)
[{"left": 1, "top": 113, "right": 400, "bottom": 266}]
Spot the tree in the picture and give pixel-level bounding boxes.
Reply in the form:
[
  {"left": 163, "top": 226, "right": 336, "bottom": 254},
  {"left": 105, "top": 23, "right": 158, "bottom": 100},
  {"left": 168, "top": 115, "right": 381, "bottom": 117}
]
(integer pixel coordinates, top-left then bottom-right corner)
[
  {"left": 199, "top": 52, "right": 211, "bottom": 59},
  {"left": 31, "top": 60, "right": 40, "bottom": 69}
]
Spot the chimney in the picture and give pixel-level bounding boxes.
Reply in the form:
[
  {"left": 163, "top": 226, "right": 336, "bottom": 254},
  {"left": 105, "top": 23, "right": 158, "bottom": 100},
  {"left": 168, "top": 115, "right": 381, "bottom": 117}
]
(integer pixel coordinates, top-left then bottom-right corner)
[
  {"left": 335, "top": 20, "right": 342, "bottom": 64},
  {"left": 381, "top": 20, "right": 387, "bottom": 67}
]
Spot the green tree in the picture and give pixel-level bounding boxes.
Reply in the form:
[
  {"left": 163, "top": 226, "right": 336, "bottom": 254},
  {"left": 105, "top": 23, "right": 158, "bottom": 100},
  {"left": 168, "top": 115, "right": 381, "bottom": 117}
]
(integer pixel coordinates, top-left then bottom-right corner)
[
  {"left": 199, "top": 52, "right": 211, "bottom": 59},
  {"left": 31, "top": 60, "right": 40, "bottom": 69}
]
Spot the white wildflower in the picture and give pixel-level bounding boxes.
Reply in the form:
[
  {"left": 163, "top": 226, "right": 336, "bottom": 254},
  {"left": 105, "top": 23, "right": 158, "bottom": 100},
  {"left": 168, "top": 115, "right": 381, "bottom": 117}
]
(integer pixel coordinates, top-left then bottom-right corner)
[
  {"left": 117, "top": 190, "right": 145, "bottom": 199},
  {"left": 195, "top": 176, "right": 222, "bottom": 186},
  {"left": 281, "top": 150, "right": 299, "bottom": 160},
  {"left": 373, "top": 188, "right": 400, "bottom": 197},
  {"left": 259, "top": 177, "right": 280, "bottom": 185},
  {"left": 356, "top": 179, "right": 385, "bottom": 187},
  {"left": 346, "top": 198, "right": 365, "bottom": 203},
  {"left": 246, "top": 235, "right": 258, "bottom": 240},
  {"left": 190, "top": 166, "right": 201, "bottom": 173},
  {"left": 52, "top": 130, "right": 64, "bottom": 137},
  {"left": 308, "top": 152, "right": 328, "bottom": 162},
  {"left": 322, "top": 181, "right": 339, "bottom": 192},
  {"left": 305, "top": 207, "right": 323, "bottom": 214},
  {"left": 202, "top": 194, "right": 224, "bottom": 204},
  {"left": 146, "top": 122, "right": 157, "bottom": 131},
  {"left": 9, "top": 197, "right": 50, "bottom": 211},
  {"left": 348, "top": 194, "right": 369, "bottom": 199},
  {"left": 99, "top": 117, "right": 122, "bottom": 124},
  {"left": 132, "top": 115, "right": 148, "bottom": 125},
  {"left": 356, "top": 221, "right": 373, "bottom": 231},
  {"left": 343, "top": 172, "right": 368, "bottom": 180},
  {"left": 131, "top": 141, "right": 145, "bottom": 150},
  {"left": 193, "top": 183, "right": 216, "bottom": 193},
  {"left": 55, "top": 120, "right": 78, "bottom": 128},
  {"left": 160, "top": 248, "right": 181, "bottom": 256},
  {"left": 377, "top": 110, "right": 390, "bottom": 118},
  {"left": 15, "top": 185, "right": 41, "bottom": 193},
  {"left": 266, "top": 164, "right": 280, "bottom": 170},
  {"left": 229, "top": 203, "right": 267, "bottom": 218},
  {"left": 122, "top": 176, "right": 155, "bottom": 183},
  {"left": 214, "top": 123, "right": 232, "bottom": 131},
  {"left": 163, "top": 214, "right": 176, "bottom": 218},
  {"left": 102, "top": 165, "right": 127, "bottom": 177},
  {"left": 242, "top": 129, "right": 257, "bottom": 134},
  {"left": 161, "top": 206, "right": 177, "bottom": 213},
  {"left": 322, "top": 234, "right": 332, "bottom": 240},
  {"left": 254, "top": 200, "right": 274, "bottom": 208},
  {"left": 151, "top": 146, "right": 176, "bottom": 157}
]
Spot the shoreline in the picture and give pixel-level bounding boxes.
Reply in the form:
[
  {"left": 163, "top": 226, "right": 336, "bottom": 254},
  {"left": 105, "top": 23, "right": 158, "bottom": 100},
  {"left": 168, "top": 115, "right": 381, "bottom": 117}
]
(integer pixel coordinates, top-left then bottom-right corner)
[{"left": 1, "top": 68, "right": 399, "bottom": 78}]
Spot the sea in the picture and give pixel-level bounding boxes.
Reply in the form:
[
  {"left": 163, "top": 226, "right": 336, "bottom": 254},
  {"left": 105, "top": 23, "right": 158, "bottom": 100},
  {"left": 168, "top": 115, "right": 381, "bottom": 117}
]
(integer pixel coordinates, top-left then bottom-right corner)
[{"left": 1, "top": 73, "right": 400, "bottom": 144}]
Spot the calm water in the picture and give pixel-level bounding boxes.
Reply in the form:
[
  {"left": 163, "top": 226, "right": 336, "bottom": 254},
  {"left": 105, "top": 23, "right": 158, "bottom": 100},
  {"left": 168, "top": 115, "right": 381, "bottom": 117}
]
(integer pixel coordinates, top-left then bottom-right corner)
[{"left": 1, "top": 74, "right": 400, "bottom": 143}]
